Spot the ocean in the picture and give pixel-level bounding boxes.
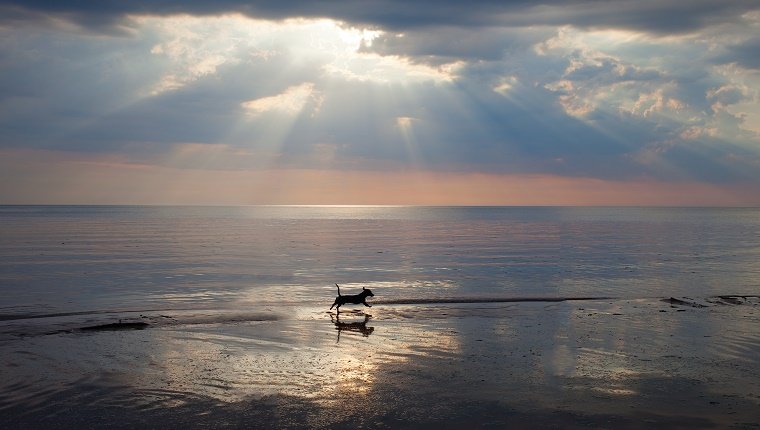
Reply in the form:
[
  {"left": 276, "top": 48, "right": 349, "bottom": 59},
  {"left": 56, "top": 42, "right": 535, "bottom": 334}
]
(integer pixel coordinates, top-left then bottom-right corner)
[
  {"left": 1, "top": 205, "right": 759, "bottom": 427},
  {"left": 1, "top": 205, "right": 758, "bottom": 316}
]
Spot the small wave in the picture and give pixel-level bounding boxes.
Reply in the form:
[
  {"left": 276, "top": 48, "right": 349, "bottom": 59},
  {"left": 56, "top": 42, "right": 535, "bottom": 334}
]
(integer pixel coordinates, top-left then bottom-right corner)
[
  {"left": 374, "top": 295, "right": 760, "bottom": 306},
  {"left": 0, "top": 308, "right": 196, "bottom": 322},
  {"left": 80, "top": 322, "right": 150, "bottom": 331},
  {"left": 81, "top": 311, "right": 280, "bottom": 331},
  {"left": 0, "top": 309, "right": 280, "bottom": 340},
  {"left": 373, "top": 296, "right": 616, "bottom": 305}
]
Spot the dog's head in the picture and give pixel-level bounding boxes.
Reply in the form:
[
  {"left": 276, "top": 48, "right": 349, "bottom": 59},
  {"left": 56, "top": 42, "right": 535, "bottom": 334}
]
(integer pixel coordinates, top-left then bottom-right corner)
[{"left": 362, "top": 287, "right": 374, "bottom": 297}]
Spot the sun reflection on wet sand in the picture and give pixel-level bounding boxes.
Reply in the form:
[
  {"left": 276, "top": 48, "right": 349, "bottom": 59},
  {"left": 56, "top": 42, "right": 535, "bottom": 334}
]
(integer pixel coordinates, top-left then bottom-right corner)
[
  {"left": 63, "top": 306, "right": 464, "bottom": 407},
  {"left": 1, "top": 299, "right": 759, "bottom": 427}
]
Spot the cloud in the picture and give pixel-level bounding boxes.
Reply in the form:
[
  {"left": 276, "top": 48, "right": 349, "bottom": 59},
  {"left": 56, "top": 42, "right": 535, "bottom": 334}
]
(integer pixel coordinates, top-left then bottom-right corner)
[
  {"left": 713, "top": 37, "right": 760, "bottom": 69},
  {"left": 707, "top": 84, "right": 749, "bottom": 111},
  {"left": 362, "top": 26, "right": 553, "bottom": 65},
  {"left": 241, "top": 83, "right": 318, "bottom": 116},
  {"left": 1, "top": 1, "right": 758, "bottom": 35}
]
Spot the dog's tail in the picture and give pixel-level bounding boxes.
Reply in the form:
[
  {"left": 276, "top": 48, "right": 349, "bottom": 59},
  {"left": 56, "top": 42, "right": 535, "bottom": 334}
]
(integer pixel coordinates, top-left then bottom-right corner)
[{"left": 335, "top": 283, "right": 342, "bottom": 296}]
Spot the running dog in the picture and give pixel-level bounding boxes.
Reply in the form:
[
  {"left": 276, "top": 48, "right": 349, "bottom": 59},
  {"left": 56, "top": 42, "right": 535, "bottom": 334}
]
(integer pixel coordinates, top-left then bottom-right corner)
[{"left": 330, "top": 284, "right": 374, "bottom": 312}]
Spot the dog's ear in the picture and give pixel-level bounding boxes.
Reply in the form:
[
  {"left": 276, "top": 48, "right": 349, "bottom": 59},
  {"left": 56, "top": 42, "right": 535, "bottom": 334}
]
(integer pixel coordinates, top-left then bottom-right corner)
[{"left": 362, "top": 287, "right": 365, "bottom": 290}]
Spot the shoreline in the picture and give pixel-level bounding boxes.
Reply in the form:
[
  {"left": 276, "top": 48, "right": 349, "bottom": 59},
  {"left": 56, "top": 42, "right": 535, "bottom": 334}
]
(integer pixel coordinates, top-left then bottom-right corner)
[{"left": 3, "top": 293, "right": 756, "bottom": 323}]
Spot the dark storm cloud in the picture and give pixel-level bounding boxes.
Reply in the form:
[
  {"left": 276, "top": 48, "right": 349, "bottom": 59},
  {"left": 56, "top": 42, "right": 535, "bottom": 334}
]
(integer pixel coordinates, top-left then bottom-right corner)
[
  {"left": 712, "top": 37, "right": 760, "bottom": 69},
  {"left": 1, "top": 0, "right": 757, "bottom": 34},
  {"left": 361, "top": 26, "right": 553, "bottom": 65}
]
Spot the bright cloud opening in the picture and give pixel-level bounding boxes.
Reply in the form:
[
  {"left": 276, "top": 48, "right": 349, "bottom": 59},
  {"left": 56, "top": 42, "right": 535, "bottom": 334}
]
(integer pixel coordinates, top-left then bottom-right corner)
[
  {"left": 241, "top": 83, "right": 317, "bottom": 117},
  {"left": 134, "top": 14, "right": 451, "bottom": 96}
]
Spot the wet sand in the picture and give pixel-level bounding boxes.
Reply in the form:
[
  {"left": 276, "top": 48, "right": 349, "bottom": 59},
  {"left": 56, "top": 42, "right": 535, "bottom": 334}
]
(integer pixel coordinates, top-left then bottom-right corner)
[{"left": 1, "top": 297, "right": 759, "bottom": 429}]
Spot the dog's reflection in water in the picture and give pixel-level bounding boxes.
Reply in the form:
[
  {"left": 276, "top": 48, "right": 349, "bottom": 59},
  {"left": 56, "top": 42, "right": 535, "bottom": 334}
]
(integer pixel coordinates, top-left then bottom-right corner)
[{"left": 330, "top": 311, "right": 374, "bottom": 342}]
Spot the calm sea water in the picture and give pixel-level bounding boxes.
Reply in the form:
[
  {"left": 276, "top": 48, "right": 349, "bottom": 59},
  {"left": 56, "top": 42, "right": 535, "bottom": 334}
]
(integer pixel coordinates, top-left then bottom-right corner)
[{"left": 1, "top": 205, "right": 759, "bottom": 319}]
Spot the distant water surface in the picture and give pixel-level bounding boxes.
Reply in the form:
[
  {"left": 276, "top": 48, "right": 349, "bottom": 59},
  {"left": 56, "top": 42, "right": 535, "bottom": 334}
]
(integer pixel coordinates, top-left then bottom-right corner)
[{"left": 1, "top": 205, "right": 759, "bottom": 319}]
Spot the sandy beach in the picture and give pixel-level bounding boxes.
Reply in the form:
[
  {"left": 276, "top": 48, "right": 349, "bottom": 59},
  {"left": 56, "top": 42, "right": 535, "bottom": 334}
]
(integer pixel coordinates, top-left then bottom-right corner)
[{"left": 2, "top": 296, "right": 758, "bottom": 429}]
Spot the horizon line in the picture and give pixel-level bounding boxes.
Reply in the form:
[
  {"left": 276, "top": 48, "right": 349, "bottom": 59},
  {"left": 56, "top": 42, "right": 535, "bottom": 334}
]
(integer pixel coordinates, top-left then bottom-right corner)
[{"left": 1, "top": 203, "right": 759, "bottom": 209}]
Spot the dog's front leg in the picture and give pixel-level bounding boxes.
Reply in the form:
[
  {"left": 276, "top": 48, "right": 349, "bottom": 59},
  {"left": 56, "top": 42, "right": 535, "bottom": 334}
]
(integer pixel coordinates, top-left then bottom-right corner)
[{"left": 364, "top": 302, "right": 372, "bottom": 307}]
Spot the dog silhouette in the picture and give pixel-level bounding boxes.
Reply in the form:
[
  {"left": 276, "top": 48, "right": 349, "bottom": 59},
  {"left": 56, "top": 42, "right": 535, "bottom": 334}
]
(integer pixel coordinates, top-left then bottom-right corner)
[{"left": 330, "top": 284, "right": 374, "bottom": 312}]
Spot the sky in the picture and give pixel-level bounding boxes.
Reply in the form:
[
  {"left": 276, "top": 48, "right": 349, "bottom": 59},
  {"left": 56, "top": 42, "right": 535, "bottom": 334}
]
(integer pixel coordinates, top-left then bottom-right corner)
[{"left": 1, "top": 0, "right": 759, "bottom": 205}]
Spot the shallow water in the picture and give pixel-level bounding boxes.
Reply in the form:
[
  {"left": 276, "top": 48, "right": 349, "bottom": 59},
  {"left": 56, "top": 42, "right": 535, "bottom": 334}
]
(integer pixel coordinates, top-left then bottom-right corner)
[{"left": 1, "top": 299, "right": 759, "bottom": 428}]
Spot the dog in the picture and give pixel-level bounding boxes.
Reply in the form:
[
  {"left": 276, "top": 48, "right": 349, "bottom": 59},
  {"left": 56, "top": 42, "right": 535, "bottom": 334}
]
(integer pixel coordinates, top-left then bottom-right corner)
[{"left": 330, "top": 284, "right": 374, "bottom": 312}]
